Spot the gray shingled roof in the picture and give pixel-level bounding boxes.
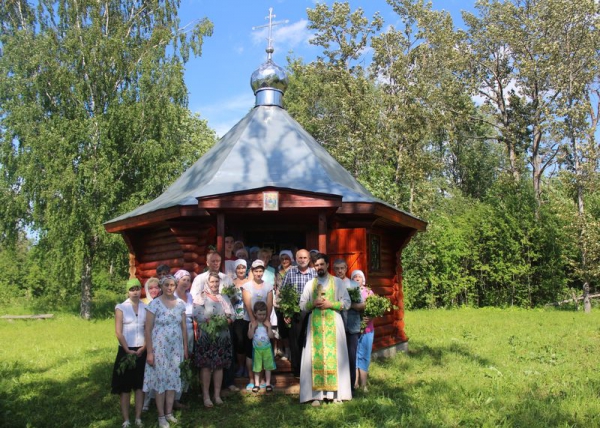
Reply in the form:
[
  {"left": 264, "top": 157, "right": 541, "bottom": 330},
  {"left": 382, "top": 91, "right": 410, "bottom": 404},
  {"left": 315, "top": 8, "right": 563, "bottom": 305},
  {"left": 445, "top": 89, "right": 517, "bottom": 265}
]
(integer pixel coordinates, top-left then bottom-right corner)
[{"left": 107, "top": 105, "right": 398, "bottom": 224}]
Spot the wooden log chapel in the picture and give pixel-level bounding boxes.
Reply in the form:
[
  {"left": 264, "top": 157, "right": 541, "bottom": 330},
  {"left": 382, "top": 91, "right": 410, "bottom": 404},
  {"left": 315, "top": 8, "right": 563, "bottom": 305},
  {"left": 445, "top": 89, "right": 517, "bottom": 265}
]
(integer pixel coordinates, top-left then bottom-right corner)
[{"left": 104, "top": 29, "right": 427, "bottom": 355}]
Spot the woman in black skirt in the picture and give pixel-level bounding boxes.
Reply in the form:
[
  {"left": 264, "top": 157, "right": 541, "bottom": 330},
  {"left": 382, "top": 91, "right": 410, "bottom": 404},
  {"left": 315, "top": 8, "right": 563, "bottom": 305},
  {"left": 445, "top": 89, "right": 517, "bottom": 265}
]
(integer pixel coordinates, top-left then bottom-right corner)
[{"left": 111, "top": 278, "right": 147, "bottom": 428}]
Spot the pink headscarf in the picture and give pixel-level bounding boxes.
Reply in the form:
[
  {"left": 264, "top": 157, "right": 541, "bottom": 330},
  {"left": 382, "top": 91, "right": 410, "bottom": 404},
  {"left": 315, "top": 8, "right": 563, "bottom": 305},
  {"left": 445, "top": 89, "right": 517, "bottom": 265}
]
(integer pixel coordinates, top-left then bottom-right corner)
[{"left": 194, "top": 272, "right": 233, "bottom": 317}]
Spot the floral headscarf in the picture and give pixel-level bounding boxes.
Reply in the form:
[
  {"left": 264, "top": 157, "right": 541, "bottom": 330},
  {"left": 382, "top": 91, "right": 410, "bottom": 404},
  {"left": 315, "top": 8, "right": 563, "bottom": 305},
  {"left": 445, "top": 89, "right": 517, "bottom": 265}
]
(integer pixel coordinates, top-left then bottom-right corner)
[
  {"left": 194, "top": 272, "right": 233, "bottom": 316},
  {"left": 174, "top": 269, "right": 191, "bottom": 282}
]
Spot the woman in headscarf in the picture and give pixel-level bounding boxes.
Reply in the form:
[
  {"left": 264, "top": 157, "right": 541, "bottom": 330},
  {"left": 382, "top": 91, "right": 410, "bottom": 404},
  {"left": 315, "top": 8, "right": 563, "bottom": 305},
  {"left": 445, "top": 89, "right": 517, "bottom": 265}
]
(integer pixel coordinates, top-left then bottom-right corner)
[
  {"left": 141, "top": 277, "right": 159, "bottom": 411},
  {"left": 193, "top": 272, "right": 234, "bottom": 407},
  {"left": 142, "top": 277, "right": 160, "bottom": 305},
  {"left": 231, "top": 259, "right": 248, "bottom": 377},
  {"left": 173, "top": 270, "right": 194, "bottom": 409},
  {"left": 274, "top": 250, "right": 294, "bottom": 360},
  {"left": 350, "top": 270, "right": 374, "bottom": 392},
  {"left": 143, "top": 275, "right": 188, "bottom": 428},
  {"left": 111, "top": 278, "right": 146, "bottom": 428}
]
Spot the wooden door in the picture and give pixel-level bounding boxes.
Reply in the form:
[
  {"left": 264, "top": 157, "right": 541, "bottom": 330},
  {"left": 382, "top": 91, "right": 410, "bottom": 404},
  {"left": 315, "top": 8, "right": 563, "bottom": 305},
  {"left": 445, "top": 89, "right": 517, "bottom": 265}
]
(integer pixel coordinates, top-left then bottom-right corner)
[{"left": 327, "top": 228, "right": 367, "bottom": 273}]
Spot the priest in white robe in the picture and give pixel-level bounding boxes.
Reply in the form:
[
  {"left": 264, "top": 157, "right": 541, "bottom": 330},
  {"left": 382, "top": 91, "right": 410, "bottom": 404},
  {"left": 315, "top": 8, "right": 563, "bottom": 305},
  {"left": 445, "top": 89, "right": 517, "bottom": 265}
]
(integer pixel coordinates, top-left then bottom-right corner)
[{"left": 299, "top": 253, "right": 352, "bottom": 405}]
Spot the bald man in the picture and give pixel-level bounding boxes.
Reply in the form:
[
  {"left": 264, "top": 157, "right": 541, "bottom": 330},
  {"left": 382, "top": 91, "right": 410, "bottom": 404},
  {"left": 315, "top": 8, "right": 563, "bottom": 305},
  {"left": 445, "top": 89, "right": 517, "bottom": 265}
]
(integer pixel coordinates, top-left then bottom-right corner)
[{"left": 281, "top": 249, "right": 317, "bottom": 377}]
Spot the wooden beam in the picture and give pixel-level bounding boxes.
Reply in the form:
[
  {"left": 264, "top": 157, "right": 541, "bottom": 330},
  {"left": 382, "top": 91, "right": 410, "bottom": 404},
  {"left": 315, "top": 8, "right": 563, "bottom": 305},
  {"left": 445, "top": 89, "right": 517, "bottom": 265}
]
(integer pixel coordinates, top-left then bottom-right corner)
[
  {"left": 104, "top": 206, "right": 209, "bottom": 233},
  {"left": 1, "top": 314, "right": 54, "bottom": 320},
  {"left": 217, "top": 213, "right": 225, "bottom": 256},
  {"left": 318, "top": 211, "right": 327, "bottom": 253}
]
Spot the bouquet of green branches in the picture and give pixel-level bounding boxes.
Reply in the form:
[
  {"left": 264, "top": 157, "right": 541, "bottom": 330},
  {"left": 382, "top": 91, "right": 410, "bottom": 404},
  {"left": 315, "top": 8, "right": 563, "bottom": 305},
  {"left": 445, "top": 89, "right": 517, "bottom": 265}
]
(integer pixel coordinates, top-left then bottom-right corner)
[
  {"left": 361, "top": 292, "right": 398, "bottom": 331},
  {"left": 220, "top": 284, "right": 238, "bottom": 301},
  {"left": 117, "top": 353, "right": 137, "bottom": 375},
  {"left": 347, "top": 287, "right": 362, "bottom": 304},
  {"left": 200, "top": 314, "right": 229, "bottom": 341},
  {"left": 179, "top": 358, "right": 194, "bottom": 386},
  {"left": 278, "top": 285, "right": 300, "bottom": 319}
]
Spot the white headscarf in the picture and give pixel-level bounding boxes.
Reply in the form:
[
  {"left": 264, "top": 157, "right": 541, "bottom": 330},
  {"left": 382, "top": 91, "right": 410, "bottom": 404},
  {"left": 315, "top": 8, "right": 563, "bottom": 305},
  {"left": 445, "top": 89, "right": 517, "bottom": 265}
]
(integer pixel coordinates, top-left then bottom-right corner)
[
  {"left": 144, "top": 277, "right": 159, "bottom": 301},
  {"left": 350, "top": 270, "right": 366, "bottom": 286}
]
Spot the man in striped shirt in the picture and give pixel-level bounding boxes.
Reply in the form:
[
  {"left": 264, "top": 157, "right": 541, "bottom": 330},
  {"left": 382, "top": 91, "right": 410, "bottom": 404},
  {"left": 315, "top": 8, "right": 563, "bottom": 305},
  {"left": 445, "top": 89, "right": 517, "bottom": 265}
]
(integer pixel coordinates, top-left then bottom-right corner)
[{"left": 281, "top": 249, "right": 316, "bottom": 377}]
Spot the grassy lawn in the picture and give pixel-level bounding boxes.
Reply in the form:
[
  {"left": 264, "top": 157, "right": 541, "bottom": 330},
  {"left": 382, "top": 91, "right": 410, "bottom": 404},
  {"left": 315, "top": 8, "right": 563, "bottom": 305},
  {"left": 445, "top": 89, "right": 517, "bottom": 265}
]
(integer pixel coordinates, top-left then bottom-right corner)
[{"left": 1, "top": 306, "right": 599, "bottom": 427}]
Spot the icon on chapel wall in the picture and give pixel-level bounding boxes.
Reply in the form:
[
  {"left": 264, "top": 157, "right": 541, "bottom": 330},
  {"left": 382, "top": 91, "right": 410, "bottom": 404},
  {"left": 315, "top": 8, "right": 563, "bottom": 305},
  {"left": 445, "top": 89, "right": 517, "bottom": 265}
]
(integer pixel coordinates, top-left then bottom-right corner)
[{"left": 263, "top": 191, "right": 279, "bottom": 211}]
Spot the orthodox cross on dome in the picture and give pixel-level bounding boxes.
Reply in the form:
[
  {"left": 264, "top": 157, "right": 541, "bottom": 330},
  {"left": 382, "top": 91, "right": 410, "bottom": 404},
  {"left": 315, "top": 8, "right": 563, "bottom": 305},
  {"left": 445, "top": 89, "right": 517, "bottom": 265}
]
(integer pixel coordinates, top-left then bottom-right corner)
[{"left": 252, "top": 7, "right": 289, "bottom": 60}]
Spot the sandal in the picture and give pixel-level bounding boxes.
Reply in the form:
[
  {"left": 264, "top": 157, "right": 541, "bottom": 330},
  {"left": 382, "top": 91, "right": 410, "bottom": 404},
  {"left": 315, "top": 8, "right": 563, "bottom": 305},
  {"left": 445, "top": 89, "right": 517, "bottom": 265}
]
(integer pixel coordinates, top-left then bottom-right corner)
[
  {"left": 245, "top": 383, "right": 255, "bottom": 391},
  {"left": 203, "top": 398, "right": 213, "bottom": 408},
  {"left": 265, "top": 385, "right": 273, "bottom": 393},
  {"left": 251, "top": 386, "right": 260, "bottom": 393}
]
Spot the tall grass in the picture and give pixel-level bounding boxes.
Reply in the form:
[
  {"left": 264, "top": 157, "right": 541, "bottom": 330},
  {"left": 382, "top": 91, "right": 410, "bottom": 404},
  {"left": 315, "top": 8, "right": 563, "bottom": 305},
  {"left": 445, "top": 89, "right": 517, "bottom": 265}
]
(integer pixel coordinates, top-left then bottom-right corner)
[{"left": 1, "top": 307, "right": 599, "bottom": 427}]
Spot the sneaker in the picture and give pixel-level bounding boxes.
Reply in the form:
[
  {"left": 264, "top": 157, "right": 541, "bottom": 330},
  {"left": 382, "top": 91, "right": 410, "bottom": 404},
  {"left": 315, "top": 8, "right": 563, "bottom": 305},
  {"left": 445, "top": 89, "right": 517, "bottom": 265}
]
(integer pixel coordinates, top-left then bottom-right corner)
[
  {"left": 158, "top": 417, "right": 169, "bottom": 428},
  {"left": 122, "top": 421, "right": 131, "bottom": 428},
  {"left": 135, "top": 419, "right": 143, "bottom": 427},
  {"left": 165, "top": 414, "right": 178, "bottom": 423}
]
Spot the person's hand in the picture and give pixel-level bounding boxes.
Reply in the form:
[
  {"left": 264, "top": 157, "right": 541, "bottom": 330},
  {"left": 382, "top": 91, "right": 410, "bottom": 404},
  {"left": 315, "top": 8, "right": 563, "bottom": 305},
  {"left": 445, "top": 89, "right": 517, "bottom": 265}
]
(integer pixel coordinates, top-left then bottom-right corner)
[
  {"left": 264, "top": 319, "right": 271, "bottom": 328},
  {"left": 362, "top": 316, "right": 371, "bottom": 324},
  {"left": 284, "top": 317, "right": 291, "bottom": 325},
  {"left": 135, "top": 348, "right": 145, "bottom": 357},
  {"left": 250, "top": 320, "right": 258, "bottom": 331},
  {"left": 146, "top": 352, "right": 154, "bottom": 366},
  {"left": 320, "top": 299, "right": 332, "bottom": 309},
  {"left": 184, "top": 349, "right": 189, "bottom": 360},
  {"left": 227, "top": 317, "right": 233, "bottom": 325}
]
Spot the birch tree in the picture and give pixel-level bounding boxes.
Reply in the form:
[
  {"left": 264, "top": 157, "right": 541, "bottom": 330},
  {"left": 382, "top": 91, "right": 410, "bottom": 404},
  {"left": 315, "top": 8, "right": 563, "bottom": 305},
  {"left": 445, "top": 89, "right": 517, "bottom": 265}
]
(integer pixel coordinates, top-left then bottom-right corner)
[{"left": 0, "top": 0, "right": 215, "bottom": 318}]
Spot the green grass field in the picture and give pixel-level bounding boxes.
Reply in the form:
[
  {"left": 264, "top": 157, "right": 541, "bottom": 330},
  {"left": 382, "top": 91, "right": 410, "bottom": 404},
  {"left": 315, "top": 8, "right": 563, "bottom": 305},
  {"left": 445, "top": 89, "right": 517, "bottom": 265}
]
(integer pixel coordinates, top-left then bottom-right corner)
[{"left": 1, "top": 306, "right": 599, "bottom": 427}]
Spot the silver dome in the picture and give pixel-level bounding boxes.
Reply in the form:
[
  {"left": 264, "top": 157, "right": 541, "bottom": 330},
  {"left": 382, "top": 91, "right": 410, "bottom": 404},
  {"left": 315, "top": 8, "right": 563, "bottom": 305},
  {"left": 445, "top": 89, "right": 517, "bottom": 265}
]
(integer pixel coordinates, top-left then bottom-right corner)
[{"left": 250, "top": 59, "right": 288, "bottom": 94}]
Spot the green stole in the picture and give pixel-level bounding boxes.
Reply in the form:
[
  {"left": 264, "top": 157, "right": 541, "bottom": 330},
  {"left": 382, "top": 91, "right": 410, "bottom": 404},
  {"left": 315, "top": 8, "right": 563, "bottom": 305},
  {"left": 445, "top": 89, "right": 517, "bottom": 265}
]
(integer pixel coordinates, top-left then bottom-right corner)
[{"left": 311, "top": 275, "right": 339, "bottom": 391}]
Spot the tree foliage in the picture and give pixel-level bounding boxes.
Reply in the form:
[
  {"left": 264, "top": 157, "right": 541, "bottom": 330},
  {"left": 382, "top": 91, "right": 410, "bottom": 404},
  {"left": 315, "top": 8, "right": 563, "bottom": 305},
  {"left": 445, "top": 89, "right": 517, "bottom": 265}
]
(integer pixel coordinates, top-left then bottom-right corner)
[
  {"left": 285, "top": 0, "right": 600, "bottom": 309},
  {"left": 0, "top": 0, "right": 215, "bottom": 318}
]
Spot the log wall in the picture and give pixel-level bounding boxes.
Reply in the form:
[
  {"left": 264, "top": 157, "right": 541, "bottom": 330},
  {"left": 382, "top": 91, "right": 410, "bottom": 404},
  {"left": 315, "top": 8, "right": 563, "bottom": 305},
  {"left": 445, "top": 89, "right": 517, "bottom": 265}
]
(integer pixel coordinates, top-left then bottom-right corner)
[
  {"left": 126, "top": 219, "right": 216, "bottom": 295},
  {"left": 368, "top": 227, "right": 408, "bottom": 350}
]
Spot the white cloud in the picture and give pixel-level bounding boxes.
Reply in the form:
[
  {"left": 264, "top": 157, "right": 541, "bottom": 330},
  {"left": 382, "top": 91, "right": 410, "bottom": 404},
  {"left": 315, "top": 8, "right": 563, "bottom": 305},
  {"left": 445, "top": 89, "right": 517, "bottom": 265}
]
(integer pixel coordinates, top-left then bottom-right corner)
[{"left": 251, "top": 19, "right": 312, "bottom": 53}]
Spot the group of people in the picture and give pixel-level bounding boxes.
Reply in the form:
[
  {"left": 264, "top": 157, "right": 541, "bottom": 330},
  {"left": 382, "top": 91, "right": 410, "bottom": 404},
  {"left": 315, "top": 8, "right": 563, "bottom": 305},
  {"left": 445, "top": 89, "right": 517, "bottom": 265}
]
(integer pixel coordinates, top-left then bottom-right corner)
[{"left": 111, "top": 241, "right": 377, "bottom": 426}]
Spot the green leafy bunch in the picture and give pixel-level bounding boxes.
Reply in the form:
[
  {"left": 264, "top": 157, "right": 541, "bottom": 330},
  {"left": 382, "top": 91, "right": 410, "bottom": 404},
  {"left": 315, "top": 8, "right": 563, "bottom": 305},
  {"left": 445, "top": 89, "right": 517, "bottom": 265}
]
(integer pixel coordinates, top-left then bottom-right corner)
[
  {"left": 364, "top": 293, "right": 395, "bottom": 318},
  {"left": 200, "top": 314, "right": 229, "bottom": 341},
  {"left": 347, "top": 287, "right": 362, "bottom": 303},
  {"left": 361, "top": 291, "right": 398, "bottom": 331},
  {"left": 278, "top": 286, "right": 301, "bottom": 319},
  {"left": 116, "top": 353, "right": 137, "bottom": 375},
  {"left": 220, "top": 284, "right": 238, "bottom": 301},
  {"left": 179, "top": 358, "right": 194, "bottom": 386}
]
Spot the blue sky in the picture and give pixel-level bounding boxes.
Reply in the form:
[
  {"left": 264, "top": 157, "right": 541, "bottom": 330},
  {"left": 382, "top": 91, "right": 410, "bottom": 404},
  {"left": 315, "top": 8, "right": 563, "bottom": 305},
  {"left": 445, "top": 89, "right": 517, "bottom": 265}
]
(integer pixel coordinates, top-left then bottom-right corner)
[{"left": 178, "top": 0, "right": 476, "bottom": 137}]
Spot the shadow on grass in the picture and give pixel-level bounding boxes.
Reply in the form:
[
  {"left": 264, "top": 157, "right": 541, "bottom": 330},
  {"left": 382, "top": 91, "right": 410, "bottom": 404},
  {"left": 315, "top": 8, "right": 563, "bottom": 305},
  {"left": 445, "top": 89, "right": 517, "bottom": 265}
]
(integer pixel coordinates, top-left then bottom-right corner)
[{"left": 2, "top": 340, "right": 596, "bottom": 427}]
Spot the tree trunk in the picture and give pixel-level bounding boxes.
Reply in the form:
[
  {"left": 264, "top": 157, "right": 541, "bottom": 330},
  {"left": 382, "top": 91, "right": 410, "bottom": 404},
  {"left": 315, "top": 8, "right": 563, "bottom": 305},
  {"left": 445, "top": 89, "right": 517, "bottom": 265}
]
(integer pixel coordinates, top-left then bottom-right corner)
[
  {"left": 583, "top": 282, "right": 592, "bottom": 314},
  {"left": 80, "top": 256, "right": 93, "bottom": 320},
  {"left": 80, "top": 235, "right": 98, "bottom": 320}
]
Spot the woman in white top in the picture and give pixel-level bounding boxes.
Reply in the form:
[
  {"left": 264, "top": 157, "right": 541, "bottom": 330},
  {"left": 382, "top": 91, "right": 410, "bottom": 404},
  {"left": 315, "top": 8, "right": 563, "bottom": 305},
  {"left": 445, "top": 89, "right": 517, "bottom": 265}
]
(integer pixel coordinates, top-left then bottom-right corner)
[{"left": 111, "top": 278, "right": 147, "bottom": 428}]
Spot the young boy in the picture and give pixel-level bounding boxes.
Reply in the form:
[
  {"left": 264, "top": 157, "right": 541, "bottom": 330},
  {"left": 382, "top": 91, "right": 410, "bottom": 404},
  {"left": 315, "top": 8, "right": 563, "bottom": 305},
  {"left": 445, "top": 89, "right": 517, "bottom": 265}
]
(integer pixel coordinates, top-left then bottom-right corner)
[{"left": 248, "top": 301, "right": 276, "bottom": 393}]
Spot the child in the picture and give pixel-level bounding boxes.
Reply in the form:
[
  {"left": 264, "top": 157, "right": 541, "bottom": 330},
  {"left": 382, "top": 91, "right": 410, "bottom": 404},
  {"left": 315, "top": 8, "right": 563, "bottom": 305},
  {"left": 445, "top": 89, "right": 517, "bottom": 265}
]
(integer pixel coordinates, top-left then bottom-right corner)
[{"left": 247, "top": 300, "right": 275, "bottom": 393}]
